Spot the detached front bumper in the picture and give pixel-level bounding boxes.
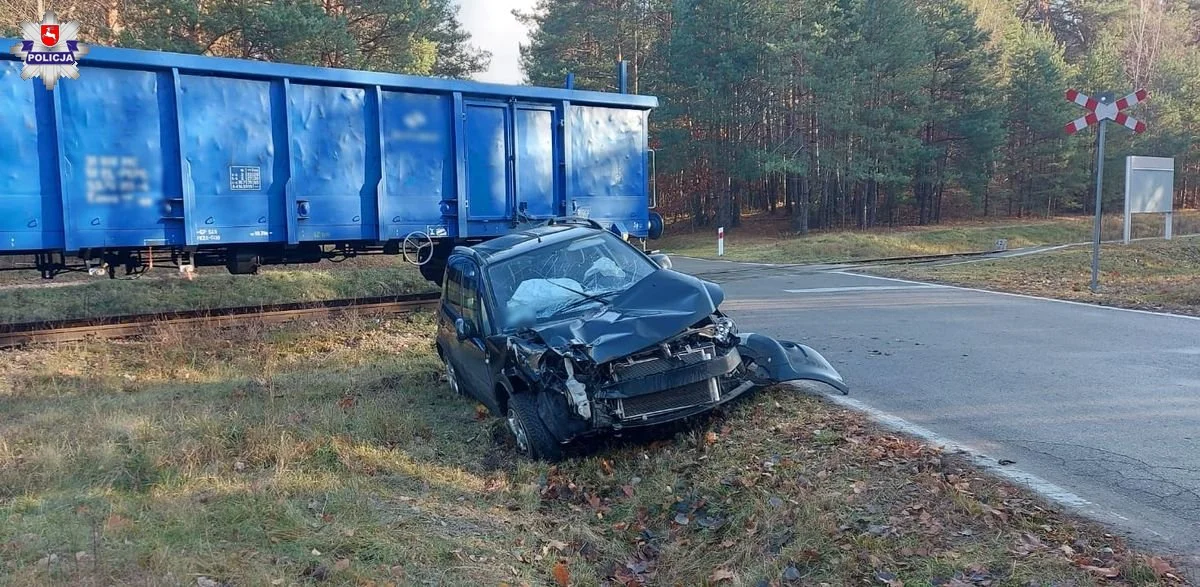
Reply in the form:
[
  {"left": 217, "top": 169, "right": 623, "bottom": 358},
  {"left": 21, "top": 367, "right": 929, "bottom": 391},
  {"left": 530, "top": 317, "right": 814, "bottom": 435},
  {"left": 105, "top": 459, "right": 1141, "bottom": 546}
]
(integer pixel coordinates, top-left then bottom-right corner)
[{"left": 736, "top": 333, "right": 848, "bottom": 394}]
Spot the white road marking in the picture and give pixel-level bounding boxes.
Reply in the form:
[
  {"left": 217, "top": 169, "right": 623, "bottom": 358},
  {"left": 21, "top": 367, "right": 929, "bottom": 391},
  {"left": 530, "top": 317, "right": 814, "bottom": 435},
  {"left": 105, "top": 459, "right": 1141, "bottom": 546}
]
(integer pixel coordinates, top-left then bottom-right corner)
[
  {"left": 783, "top": 284, "right": 944, "bottom": 294},
  {"left": 834, "top": 271, "right": 1200, "bottom": 322}
]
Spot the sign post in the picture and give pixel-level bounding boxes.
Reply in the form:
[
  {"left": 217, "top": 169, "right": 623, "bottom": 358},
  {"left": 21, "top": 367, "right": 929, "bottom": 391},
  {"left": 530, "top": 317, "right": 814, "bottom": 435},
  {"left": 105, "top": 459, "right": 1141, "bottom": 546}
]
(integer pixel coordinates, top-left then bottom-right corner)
[
  {"left": 1090, "top": 117, "right": 1107, "bottom": 293},
  {"left": 717, "top": 227, "right": 725, "bottom": 256},
  {"left": 1063, "top": 88, "right": 1148, "bottom": 292}
]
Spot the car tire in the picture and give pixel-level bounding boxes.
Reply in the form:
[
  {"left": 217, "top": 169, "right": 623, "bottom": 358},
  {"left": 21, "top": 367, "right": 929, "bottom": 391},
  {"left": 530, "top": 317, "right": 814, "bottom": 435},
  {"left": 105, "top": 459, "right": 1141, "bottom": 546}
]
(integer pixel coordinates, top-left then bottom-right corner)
[
  {"left": 445, "top": 360, "right": 466, "bottom": 397},
  {"left": 506, "top": 393, "right": 564, "bottom": 462}
]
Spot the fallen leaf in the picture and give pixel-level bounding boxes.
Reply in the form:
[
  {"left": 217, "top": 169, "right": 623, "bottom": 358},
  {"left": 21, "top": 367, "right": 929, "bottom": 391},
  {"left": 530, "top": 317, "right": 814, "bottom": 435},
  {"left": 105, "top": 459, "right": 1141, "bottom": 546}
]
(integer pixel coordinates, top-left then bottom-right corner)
[
  {"left": 705, "top": 431, "right": 719, "bottom": 445},
  {"left": 337, "top": 395, "right": 355, "bottom": 410},
  {"left": 852, "top": 481, "right": 866, "bottom": 494},
  {"left": 552, "top": 560, "right": 570, "bottom": 586},
  {"left": 1081, "top": 566, "right": 1120, "bottom": 578},
  {"left": 710, "top": 568, "right": 735, "bottom": 582},
  {"left": 600, "top": 460, "right": 614, "bottom": 475},
  {"left": 1146, "top": 556, "right": 1175, "bottom": 577},
  {"left": 334, "top": 558, "right": 350, "bottom": 572},
  {"left": 674, "top": 513, "right": 689, "bottom": 525},
  {"left": 546, "top": 539, "right": 568, "bottom": 552},
  {"left": 474, "top": 404, "right": 489, "bottom": 421}
]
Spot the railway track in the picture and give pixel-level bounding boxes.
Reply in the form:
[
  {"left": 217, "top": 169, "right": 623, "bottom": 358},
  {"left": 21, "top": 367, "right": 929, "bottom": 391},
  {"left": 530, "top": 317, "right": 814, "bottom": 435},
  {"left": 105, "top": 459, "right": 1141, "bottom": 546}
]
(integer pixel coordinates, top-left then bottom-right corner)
[{"left": 0, "top": 292, "right": 441, "bottom": 349}]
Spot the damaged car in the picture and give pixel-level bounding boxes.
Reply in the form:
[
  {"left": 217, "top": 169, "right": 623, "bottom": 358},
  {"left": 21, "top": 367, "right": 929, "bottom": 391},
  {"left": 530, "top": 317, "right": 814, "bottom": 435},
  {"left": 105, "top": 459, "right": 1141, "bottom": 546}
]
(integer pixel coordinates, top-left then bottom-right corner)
[{"left": 435, "top": 218, "right": 848, "bottom": 460}]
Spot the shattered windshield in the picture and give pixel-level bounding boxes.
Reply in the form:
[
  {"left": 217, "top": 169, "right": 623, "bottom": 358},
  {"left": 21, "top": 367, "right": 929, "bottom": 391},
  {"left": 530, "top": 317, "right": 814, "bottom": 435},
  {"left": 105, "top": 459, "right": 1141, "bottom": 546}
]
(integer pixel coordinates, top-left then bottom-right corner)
[{"left": 487, "top": 232, "right": 659, "bottom": 330}]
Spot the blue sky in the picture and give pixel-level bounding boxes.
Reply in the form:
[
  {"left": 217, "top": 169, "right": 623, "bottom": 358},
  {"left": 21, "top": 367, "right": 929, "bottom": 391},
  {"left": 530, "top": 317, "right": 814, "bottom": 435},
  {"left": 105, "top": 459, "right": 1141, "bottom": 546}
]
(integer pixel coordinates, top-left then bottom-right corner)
[{"left": 457, "top": 0, "right": 537, "bottom": 84}]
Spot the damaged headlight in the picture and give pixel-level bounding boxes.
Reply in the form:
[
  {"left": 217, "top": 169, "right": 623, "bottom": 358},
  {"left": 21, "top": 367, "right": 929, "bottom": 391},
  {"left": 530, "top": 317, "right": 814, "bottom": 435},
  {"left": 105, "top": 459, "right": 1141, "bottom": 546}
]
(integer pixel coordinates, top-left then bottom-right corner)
[
  {"left": 714, "top": 316, "right": 738, "bottom": 343},
  {"left": 511, "top": 339, "right": 547, "bottom": 371},
  {"left": 693, "top": 315, "right": 738, "bottom": 345}
]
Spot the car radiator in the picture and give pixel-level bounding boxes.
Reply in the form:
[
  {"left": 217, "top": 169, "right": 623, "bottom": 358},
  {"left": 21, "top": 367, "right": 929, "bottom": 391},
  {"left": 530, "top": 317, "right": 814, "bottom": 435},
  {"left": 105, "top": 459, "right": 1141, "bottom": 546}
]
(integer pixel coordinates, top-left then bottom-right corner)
[
  {"left": 616, "top": 377, "right": 720, "bottom": 420},
  {"left": 605, "top": 344, "right": 733, "bottom": 420}
]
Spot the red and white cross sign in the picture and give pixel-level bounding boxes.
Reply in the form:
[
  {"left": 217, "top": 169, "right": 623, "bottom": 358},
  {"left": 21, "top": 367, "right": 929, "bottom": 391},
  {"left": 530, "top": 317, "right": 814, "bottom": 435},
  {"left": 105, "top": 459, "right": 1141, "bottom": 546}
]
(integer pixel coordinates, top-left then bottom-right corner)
[{"left": 1064, "top": 88, "right": 1148, "bottom": 134}]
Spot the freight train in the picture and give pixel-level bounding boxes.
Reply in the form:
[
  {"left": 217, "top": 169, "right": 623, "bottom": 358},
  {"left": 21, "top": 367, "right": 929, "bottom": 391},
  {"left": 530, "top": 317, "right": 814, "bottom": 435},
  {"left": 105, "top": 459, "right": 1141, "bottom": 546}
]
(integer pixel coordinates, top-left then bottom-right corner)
[{"left": 0, "top": 42, "right": 662, "bottom": 282}]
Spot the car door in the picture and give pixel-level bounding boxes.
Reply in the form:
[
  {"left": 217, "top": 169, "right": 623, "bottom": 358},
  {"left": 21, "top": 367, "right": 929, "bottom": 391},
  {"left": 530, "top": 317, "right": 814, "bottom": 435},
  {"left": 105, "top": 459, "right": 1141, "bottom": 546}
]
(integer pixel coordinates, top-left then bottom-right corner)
[
  {"left": 439, "top": 259, "right": 470, "bottom": 390},
  {"left": 456, "top": 260, "right": 498, "bottom": 411},
  {"left": 440, "top": 257, "right": 494, "bottom": 406}
]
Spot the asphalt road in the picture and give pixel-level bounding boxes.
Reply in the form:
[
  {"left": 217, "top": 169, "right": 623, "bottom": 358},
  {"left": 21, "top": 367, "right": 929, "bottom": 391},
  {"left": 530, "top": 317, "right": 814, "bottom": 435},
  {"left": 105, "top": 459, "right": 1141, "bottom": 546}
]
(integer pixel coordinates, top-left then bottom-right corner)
[{"left": 672, "top": 256, "right": 1200, "bottom": 569}]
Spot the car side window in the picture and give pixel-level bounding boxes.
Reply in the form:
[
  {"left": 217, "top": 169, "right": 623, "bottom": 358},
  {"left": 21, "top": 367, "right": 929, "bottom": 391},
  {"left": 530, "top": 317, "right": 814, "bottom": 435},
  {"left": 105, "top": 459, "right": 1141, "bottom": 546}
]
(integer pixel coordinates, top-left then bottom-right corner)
[
  {"left": 461, "top": 262, "right": 491, "bottom": 335},
  {"left": 444, "top": 260, "right": 466, "bottom": 317}
]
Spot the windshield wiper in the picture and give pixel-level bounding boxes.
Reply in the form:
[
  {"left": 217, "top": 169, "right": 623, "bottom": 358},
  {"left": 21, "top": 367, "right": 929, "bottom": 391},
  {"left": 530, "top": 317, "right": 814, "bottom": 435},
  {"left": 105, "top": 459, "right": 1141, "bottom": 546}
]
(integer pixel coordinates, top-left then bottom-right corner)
[
  {"left": 542, "top": 279, "right": 607, "bottom": 305},
  {"left": 555, "top": 287, "right": 620, "bottom": 314}
]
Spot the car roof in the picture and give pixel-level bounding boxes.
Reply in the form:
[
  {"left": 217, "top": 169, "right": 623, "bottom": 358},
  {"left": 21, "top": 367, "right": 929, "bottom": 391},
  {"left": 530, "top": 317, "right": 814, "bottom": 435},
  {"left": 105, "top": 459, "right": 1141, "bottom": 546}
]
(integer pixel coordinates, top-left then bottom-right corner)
[{"left": 462, "top": 224, "right": 608, "bottom": 265}]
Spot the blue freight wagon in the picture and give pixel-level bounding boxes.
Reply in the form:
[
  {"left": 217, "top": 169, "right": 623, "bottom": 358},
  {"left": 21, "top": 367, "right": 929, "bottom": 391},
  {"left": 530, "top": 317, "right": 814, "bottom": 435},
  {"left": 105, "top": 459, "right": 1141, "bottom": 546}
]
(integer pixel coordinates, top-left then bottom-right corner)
[{"left": 0, "top": 42, "right": 662, "bottom": 281}]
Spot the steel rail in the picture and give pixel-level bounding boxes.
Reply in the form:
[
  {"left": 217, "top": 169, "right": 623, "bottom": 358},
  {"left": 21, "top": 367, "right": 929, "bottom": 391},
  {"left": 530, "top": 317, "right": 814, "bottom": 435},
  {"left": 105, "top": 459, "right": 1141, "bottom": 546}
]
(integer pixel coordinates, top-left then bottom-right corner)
[{"left": 0, "top": 292, "right": 441, "bottom": 349}]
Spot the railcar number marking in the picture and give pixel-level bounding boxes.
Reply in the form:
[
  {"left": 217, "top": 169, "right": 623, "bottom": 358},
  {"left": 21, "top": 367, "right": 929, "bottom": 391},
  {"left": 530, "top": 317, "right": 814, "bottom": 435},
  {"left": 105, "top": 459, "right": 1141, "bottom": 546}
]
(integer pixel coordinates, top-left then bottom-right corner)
[{"left": 229, "top": 166, "right": 262, "bottom": 191}]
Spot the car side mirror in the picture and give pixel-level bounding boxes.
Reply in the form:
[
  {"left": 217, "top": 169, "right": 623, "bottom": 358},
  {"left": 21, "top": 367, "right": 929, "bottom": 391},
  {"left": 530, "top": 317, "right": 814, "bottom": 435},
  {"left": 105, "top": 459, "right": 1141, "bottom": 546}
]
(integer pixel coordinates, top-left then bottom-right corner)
[
  {"left": 649, "top": 253, "right": 672, "bottom": 270},
  {"left": 455, "top": 317, "right": 476, "bottom": 341}
]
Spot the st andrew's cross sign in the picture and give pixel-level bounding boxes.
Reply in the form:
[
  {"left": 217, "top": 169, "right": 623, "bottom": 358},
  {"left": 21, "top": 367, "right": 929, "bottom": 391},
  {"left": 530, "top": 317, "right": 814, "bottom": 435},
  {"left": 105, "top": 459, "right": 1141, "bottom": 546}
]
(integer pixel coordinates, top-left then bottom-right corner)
[{"left": 1063, "top": 88, "right": 1148, "bottom": 292}]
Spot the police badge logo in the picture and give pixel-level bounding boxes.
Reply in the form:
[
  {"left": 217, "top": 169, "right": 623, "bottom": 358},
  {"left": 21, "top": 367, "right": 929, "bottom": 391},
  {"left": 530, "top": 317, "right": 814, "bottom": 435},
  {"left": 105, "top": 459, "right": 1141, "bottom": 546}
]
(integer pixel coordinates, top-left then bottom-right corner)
[{"left": 9, "top": 11, "right": 89, "bottom": 90}]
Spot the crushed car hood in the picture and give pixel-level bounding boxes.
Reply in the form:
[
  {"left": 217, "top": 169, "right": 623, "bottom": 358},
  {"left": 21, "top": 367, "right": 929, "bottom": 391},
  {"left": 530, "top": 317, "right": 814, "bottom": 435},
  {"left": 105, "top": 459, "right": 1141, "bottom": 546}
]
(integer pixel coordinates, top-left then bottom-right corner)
[{"left": 530, "top": 269, "right": 724, "bottom": 364}]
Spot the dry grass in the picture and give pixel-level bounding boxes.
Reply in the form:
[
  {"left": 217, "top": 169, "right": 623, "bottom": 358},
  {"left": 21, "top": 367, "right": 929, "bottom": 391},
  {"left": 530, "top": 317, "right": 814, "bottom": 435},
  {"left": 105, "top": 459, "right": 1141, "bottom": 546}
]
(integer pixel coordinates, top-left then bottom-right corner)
[
  {"left": 658, "top": 211, "right": 1200, "bottom": 265},
  {"left": 0, "top": 256, "right": 434, "bottom": 324},
  {"left": 0, "top": 316, "right": 1190, "bottom": 586},
  {"left": 870, "top": 237, "right": 1200, "bottom": 316}
]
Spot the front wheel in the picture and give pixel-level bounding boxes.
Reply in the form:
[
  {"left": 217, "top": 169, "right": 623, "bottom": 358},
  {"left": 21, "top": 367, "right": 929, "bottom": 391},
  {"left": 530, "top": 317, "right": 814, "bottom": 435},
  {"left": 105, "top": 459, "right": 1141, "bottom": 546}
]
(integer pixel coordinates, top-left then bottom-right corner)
[{"left": 506, "top": 394, "right": 564, "bottom": 462}]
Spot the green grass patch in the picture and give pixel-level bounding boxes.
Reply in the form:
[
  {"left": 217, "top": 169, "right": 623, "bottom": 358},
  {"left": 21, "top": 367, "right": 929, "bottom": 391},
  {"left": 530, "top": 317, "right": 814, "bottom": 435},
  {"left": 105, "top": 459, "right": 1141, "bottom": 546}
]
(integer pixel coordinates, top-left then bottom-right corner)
[
  {"left": 0, "top": 314, "right": 1186, "bottom": 585},
  {"left": 871, "top": 237, "right": 1200, "bottom": 316},
  {"left": 658, "top": 211, "right": 1200, "bottom": 264}
]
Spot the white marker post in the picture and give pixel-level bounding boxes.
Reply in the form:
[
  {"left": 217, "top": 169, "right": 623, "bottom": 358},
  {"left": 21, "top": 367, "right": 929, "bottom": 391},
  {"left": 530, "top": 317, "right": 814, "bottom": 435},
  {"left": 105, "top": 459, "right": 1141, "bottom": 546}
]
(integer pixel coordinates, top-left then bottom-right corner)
[{"left": 717, "top": 227, "right": 725, "bottom": 257}]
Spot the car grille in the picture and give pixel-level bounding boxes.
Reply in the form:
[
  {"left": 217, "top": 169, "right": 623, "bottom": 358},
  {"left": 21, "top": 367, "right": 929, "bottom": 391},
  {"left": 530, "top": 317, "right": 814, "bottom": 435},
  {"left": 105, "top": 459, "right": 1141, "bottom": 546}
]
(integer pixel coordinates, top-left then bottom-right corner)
[
  {"left": 611, "top": 344, "right": 714, "bottom": 381},
  {"left": 617, "top": 378, "right": 718, "bottom": 420}
]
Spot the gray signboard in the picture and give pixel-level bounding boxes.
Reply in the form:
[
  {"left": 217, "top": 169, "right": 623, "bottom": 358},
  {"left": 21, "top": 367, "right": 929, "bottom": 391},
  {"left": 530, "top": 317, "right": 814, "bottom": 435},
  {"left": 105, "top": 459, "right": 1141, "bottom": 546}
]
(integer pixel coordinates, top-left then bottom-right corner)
[{"left": 1124, "top": 156, "right": 1174, "bottom": 243}]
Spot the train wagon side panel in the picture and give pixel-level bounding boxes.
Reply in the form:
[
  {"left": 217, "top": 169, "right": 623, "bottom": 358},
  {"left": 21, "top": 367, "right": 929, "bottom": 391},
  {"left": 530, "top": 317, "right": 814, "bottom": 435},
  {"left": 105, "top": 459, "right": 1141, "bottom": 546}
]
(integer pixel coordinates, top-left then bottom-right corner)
[
  {"left": 566, "top": 105, "right": 650, "bottom": 237},
  {"left": 0, "top": 61, "right": 64, "bottom": 251},
  {"left": 176, "top": 75, "right": 286, "bottom": 246},
  {"left": 288, "top": 83, "right": 375, "bottom": 243},
  {"left": 58, "top": 68, "right": 184, "bottom": 249},
  {"left": 380, "top": 92, "right": 455, "bottom": 240}
]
